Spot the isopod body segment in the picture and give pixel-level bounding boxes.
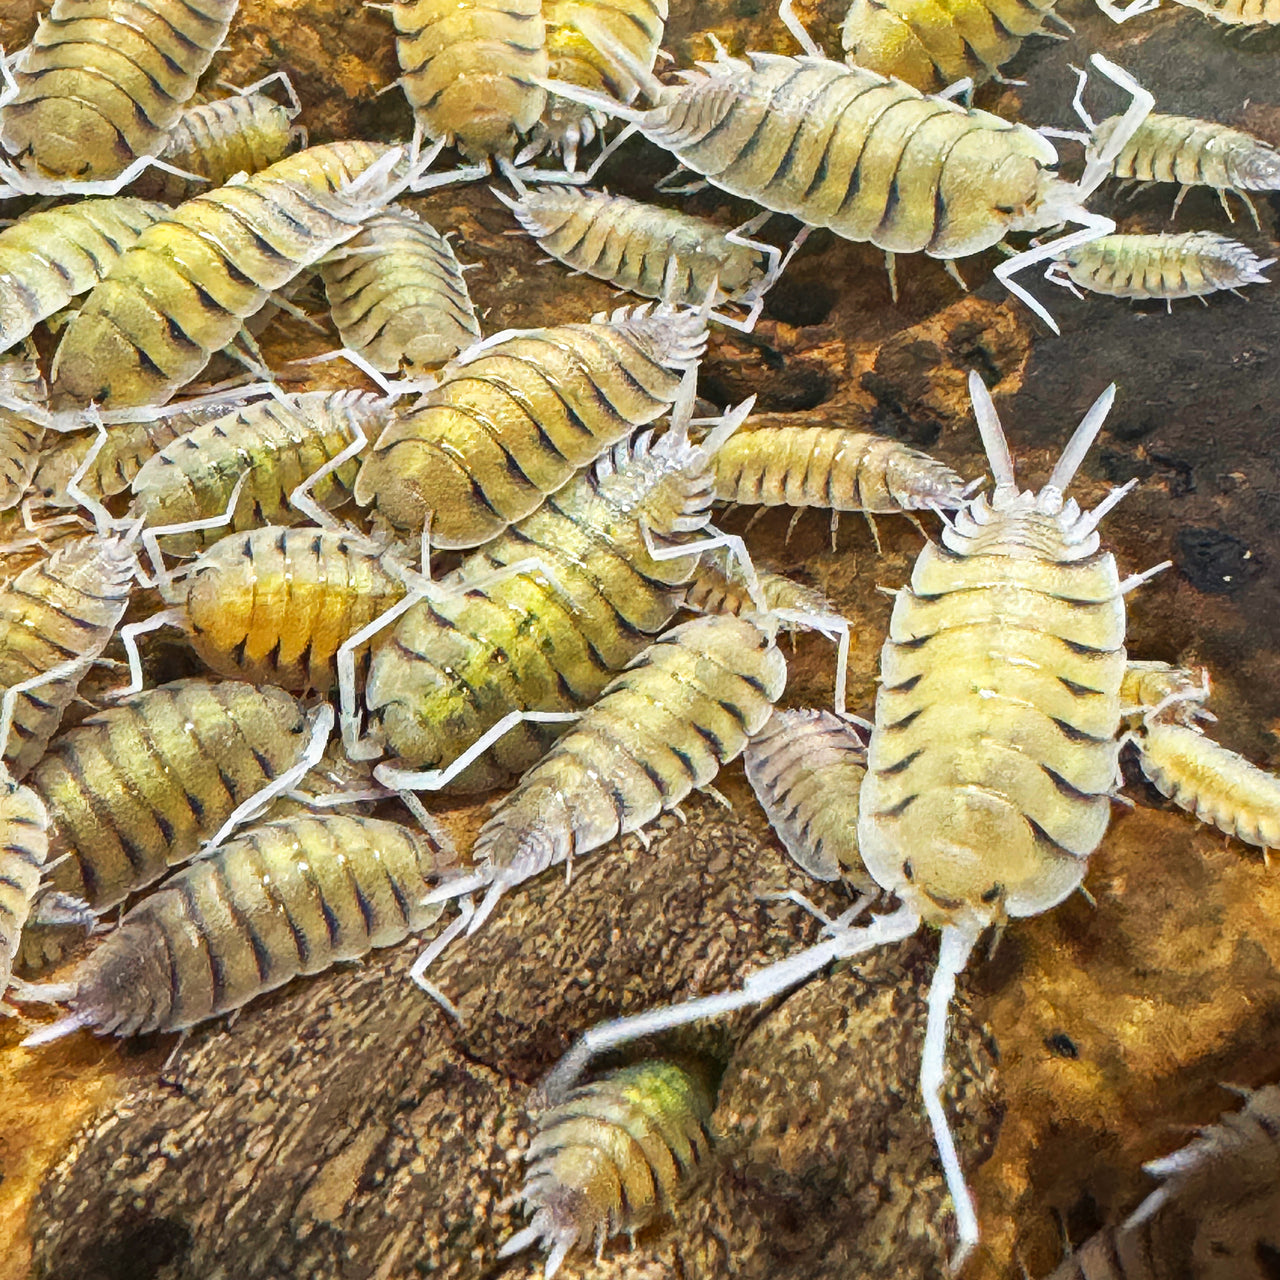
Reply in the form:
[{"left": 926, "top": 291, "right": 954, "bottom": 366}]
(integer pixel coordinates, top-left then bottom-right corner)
[{"left": 0, "top": 772, "right": 49, "bottom": 998}]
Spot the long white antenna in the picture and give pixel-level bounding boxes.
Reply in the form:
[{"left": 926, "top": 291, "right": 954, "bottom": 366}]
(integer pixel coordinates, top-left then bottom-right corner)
[
  {"left": 1038, "top": 383, "right": 1116, "bottom": 513},
  {"left": 967, "top": 371, "right": 1016, "bottom": 499}
]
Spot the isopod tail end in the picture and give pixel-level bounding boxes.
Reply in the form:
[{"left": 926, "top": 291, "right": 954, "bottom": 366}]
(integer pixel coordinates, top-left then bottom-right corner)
[{"left": 966, "top": 371, "right": 1017, "bottom": 499}]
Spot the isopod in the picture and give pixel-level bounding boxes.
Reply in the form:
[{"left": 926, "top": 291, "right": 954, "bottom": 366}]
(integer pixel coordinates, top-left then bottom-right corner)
[
  {"left": 1096, "top": 0, "right": 1278, "bottom": 27},
  {"left": 543, "top": 10, "right": 1155, "bottom": 332},
  {"left": 1047, "top": 231, "right": 1274, "bottom": 309},
  {"left": 742, "top": 707, "right": 874, "bottom": 893},
  {"left": 0, "top": 342, "right": 47, "bottom": 511},
  {"left": 18, "top": 813, "right": 452, "bottom": 1042},
  {"left": 318, "top": 204, "right": 482, "bottom": 376},
  {"left": 840, "top": 0, "right": 1065, "bottom": 96},
  {"left": 0, "top": 0, "right": 240, "bottom": 194},
  {"left": 496, "top": 184, "right": 786, "bottom": 330},
  {"left": 47, "top": 141, "right": 410, "bottom": 411},
  {"left": 685, "top": 551, "right": 837, "bottom": 624},
  {"left": 0, "top": 769, "right": 49, "bottom": 999},
  {"left": 1119, "top": 659, "right": 1207, "bottom": 728},
  {"left": 31, "top": 679, "right": 329, "bottom": 914},
  {"left": 501, "top": 1058, "right": 714, "bottom": 1278},
  {"left": 352, "top": 302, "right": 707, "bottom": 546}
]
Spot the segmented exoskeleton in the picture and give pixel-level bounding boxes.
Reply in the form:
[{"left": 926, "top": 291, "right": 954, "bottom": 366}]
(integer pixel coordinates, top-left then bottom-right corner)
[
  {"left": 48, "top": 141, "right": 410, "bottom": 411},
  {"left": 388, "top": 0, "right": 548, "bottom": 164},
  {"left": 545, "top": 20, "right": 1154, "bottom": 331},
  {"left": 352, "top": 303, "right": 707, "bottom": 546},
  {"left": 0, "top": 197, "right": 168, "bottom": 354},
  {"left": 1086, "top": 112, "right": 1280, "bottom": 228},
  {"left": 131, "top": 78, "right": 307, "bottom": 203},
  {"left": 685, "top": 552, "right": 836, "bottom": 623},
  {"left": 497, "top": 185, "right": 781, "bottom": 330},
  {"left": 1046, "top": 1085, "right": 1280, "bottom": 1278},
  {"left": 318, "top": 205, "right": 481, "bottom": 376},
  {"left": 525, "top": 0, "right": 668, "bottom": 168},
  {"left": 502, "top": 1059, "right": 714, "bottom": 1278},
  {"left": 357, "top": 408, "right": 750, "bottom": 791},
  {"left": 31, "top": 679, "right": 324, "bottom": 914},
  {"left": 0, "top": 343, "right": 47, "bottom": 511},
  {"left": 840, "top": 0, "right": 1065, "bottom": 95},
  {"left": 0, "top": 534, "right": 138, "bottom": 779},
  {"left": 0, "top": 0, "right": 240, "bottom": 194},
  {"left": 1119, "top": 659, "right": 1206, "bottom": 729},
  {"left": 1048, "top": 232, "right": 1274, "bottom": 309},
  {"left": 743, "top": 707, "right": 874, "bottom": 893},
  {"left": 129, "top": 390, "right": 393, "bottom": 554},
  {"left": 18, "top": 814, "right": 451, "bottom": 1043},
  {"left": 1096, "top": 0, "right": 1278, "bottom": 26},
  {"left": 0, "top": 770, "right": 49, "bottom": 999}
]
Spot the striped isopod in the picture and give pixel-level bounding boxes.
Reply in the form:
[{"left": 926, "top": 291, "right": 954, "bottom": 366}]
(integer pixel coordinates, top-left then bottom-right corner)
[
  {"left": 448, "top": 612, "right": 786, "bottom": 930},
  {"left": 357, "top": 407, "right": 750, "bottom": 793},
  {"left": 0, "top": 197, "right": 168, "bottom": 354},
  {"left": 318, "top": 205, "right": 482, "bottom": 376},
  {"left": 1047, "top": 232, "right": 1274, "bottom": 309},
  {"left": 0, "top": 0, "right": 240, "bottom": 194},
  {"left": 31, "top": 679, "right": 327, "bottom": 914},
  {"left": 1097, "top": 0, "right": 1278, "bottom": 25},
  {"left": 545, "top": 22, "right": 1154, "bottom": 331},
  {"left": 742, "top": 707, "right": 875, "bottom": 893},
  {"left": 525, "top": 0, "right": 668, "bottom": 168},
  {"left": 47, "top": 141, "right": 410, "bottom": 411},
  {"left": 497, "top": 185, "right": 781, "bottom": 330},
  {"left": 501, "top": 1059, "right": 714, "bottom": 1278},
  {"left": 388, "top": 0, "right": 547, "bottom": 164},
  {"left": 131, "top": 526, "right": 414, "bottom": 694},
  {"left": 131, "top": 78, "right": 307, "bottom": 203},
  {"left": 352, "top": 303, "right": 707, "bottom": 546},
  {"left": 538, "top": 375, "right": 1167, "bottom": 1268},
  {"left": 128, "top": 390, "right": 393, "bottom": 555},
  {"left": 0, "top": 342, "right": 47, "bottom": 511},
  {"left": 0, "top": 533, "right": 138, "bottom": 779},
  {"left": 1045, "top": 1085, "right": 1280, "bottom": 1279},
  {"left": 685, "top": 552, "right": 837, "bottom": 624},
  {"left": 1085, "top": 112, "right": 1280, "bottom": 228},
  {"left": 840, "top": 0, "right": 1065, "bottom": 95},
  {"left": 18, "top": 814, "right": 451, "bottom": 1043},
  {"left": 0, "top": 770, "right": 49, "bottom": 999}
]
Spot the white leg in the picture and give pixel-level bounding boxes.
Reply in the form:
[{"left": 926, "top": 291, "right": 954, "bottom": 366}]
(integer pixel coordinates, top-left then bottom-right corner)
[
  {"left": 921, "top": 923, "right": 982, "bottom": 1273},
  {"left": 1093, "top": 0, "right": 1163, "bottom": 21},
  {"left": 215, "top": 70, "right": 302, "bottom": 115},
  {"left": 1078, "top": 56, "right": 1154, "bottom": 200},
  {"left": 770, "top": 607, "right": 852, "bottom": 719},
  {"left": 934, "top": 76, "right": 974, "bottom": 105},
  {"left": 778, "top": 0, "right": 824, "bottom": 57},
  {"left": 115, "top": 609, "right": 189, "bottom": 698},
  {"left": 288, "top": 417, "right": 368, "bottom": 528},
  {"left": 140, "top": 471, "right": 250, "bottom": 591},
  {"left": 62, "top": 411, "right": 118, "bottom": 535},
  {"left": 642, "top": 518, "right": 768, "bottom": 615}
]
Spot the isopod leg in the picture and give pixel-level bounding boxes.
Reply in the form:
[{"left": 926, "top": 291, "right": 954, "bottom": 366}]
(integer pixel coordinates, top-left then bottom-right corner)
[
  {"left": 215, "top": 69, "right": 303, "bottom": 115},
  {"left": 995, "top": 209, "right": 1116, "bottom": 333},
  {"left": 288, "top": 416, "right": 368, "bottom": 529},
  {"left": 778, "top": 0, "right": 824, "bottom": 58},
  {"left": 770, "top": 607, "right": 853, "bottom": 720},
  {"left": 1092, "top": 0, "right": 1163, "bottom": 21},
  {"left": 140, "top": 471, "right": 251, "bottom": 591},
  {"left": 116, "top": 609, "right": 191, "bottom": 699},
  {"left": 1078, "top": 56, "right": 1155, "bottom": 198}
]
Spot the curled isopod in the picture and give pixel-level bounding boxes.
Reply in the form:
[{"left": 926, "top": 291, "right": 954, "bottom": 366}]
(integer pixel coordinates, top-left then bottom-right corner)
[{"left": 502, "top": 1059, "right": 714, "bottom": 1277}]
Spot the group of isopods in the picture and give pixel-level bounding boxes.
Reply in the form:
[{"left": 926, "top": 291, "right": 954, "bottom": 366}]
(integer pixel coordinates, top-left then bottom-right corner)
[{"left": 0, "top": 0, "right": 1276, "bottom": 1272}]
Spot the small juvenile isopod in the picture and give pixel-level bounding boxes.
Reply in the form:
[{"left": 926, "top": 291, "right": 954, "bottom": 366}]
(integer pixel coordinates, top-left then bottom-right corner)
[
  {"left": 1047, "top": 232, "right": 1274, "bottom": 309},
  {"left": 352, "top": 303, "right": 707, "bottom": 546},
  {"left": 685, "top": 553, "right": 836, "bottom": 624},
  {"left": 0, "top": 769, "right": 49, "bottom": 999},
  {"left": 0, "top": 342, "right": 47, "bottom": 511},
  {"left": 18, "top": 813, "right": 452, "bottom": 1043},
  {"left": 501, "top": 1058, "right": 714, "bottom": 1278},
  {"left": 318, "top": 204, "right": 482, "bottom": 376}
]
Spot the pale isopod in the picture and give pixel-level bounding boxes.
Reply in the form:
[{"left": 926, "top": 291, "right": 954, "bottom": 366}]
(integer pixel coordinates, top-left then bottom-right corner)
[
  {"left": 0, "top": 342, "right": 47, "bottom": 511},
  {"left": 1096, "top": 0, "right": 1278, "bottom": 27},
  {"left": 501, "top": 1059, "right": 714, "bottom": 1278},
  {"left": 1119, "top": 658, "right": 1207, "bottom": 730},
  {"left": 18, "top": 814, "right": 451, "bottom": 1042},
  {"left": 352, "top": 303, "right": 707, "bottom": 546},
  {"left": 48, "top": 141, "right": 410, "bottom": 411},
  {"left": 1047, "top": 232, "right": 1274, "bottom": 308},
  {"left": 0, "top": 770, "right": 49, "bottom": 999},
  {"left": 0, "top": 0, "right": 240, "bottom": 194},
  {"left": 318, "top": 204, "right": 482, "bottom": 376}
]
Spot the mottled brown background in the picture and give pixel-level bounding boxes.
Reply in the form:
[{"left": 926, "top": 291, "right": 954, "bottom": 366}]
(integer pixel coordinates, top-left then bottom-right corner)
[{"left": 0, "top": 0, "right": 1279, "bottom": 1277}]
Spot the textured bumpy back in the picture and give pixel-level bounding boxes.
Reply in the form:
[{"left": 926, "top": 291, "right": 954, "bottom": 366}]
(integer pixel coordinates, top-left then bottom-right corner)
[
  {"left": 49, "top": 141, "right": 405, "bottom": 410},
  {"left": 390, "top": 0, "right": 548, "bottom": 161},
  {"left": 33, "top": 680, "right": 317, "bottom": 912},
  {"left": 365, "top": 431, "right": 720, "bottom": 789},
  {"left": 319, "top": 206, "right": 481, "bottom": 375},
  {"left": 0, "top": 772, "right": 49, "bottom": 997},
  {"left": 49, "top": 814, "right": 448, "bottom": 1037},
  {"left": 634, "top": 50, "right": 1058, "bottom": 258},
  {"left": 353, "top": 305, "right": 707, "bottom": 545},
  {"left": 0, "top": 0, "right": 240, "bottom": 183}
]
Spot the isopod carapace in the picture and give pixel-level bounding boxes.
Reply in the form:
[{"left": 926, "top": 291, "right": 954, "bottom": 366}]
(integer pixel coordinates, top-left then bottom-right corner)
[
  {"left": 0, "top": 770, "right": 50, "bottom": 999},
  {"left": 840, "top": 0, "right": 1065, "bottom": 95},
  {"left": 0, "top": 197, "right": 168, "bottom": 355},
  {"left": 0, "top": 0, "right": 240, "bottom": 194},
  {"left": 129, "top": 390, "right": 393, "bottom": 554},
  {"left": 19, "top": 814, "right": 451, "bottom": 1042},
  {"left": 1048, "top": 232, "right": 1274, "bottom": 308},
  {"left": 352, "top": 303, "right": 707, "bottom": 547},
  {"left": 32, "top": 679, "right": 326, "bottom": 914},
  {"left": 502, "top": 1058, "right": 714, "bottom": 1278},
  {"left": 318, "top": 204, "right": 482, "bottom": 376},
  {"left": 388, "top": 0, "right": 548, "bottom": 164},
  {"left": 743, "top": 707, "right": 874, "bottom": 893},
  {"left": 48, "top": 141, "right": 410, "bottom": 411},
  {"left": 0, "top": 533, "right": 139, "bottom": 779},
  {"left": 0, "top": 341, "right": 47, "bottom": 511}
]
